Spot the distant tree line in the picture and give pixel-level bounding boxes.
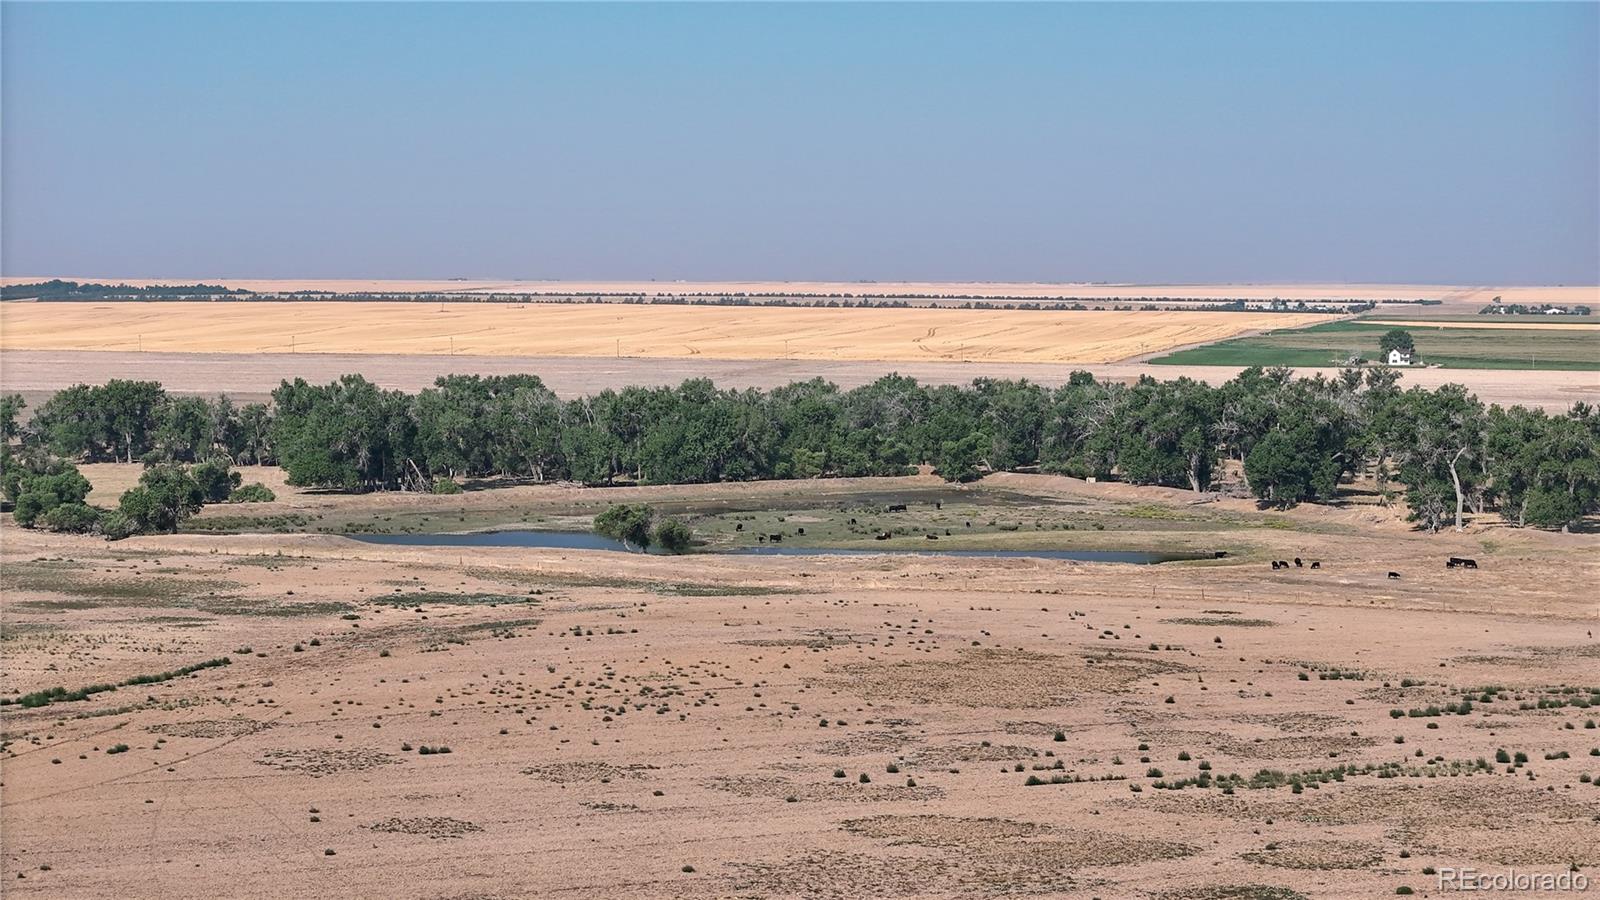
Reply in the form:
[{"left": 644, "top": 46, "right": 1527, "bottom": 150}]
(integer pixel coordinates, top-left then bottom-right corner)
[
  {"left": 1, "top": 385, "right": 273, "bottom": 538},
  {"left": 4, "top": 367, "right": 1598, "bottom": 534},
  {"left": 1, "top": 280, "right": 248, "bottom": 301},
  {"left": 3, "top": 280, "right": 1371, "bottom": 313},
  {"left": 1479, "top": 302, "right": 1591, "bottom": 316}
]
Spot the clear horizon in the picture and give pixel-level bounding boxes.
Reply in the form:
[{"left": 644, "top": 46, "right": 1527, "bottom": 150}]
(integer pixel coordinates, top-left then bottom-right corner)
[{"left": 3, "top": 2, "right": 1597, "bottom": 284}]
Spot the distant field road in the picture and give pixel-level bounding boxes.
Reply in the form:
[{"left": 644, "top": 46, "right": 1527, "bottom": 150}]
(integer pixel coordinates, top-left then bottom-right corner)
[{"left": 3, "top": 350, "right": 1594, "bottom": 412}]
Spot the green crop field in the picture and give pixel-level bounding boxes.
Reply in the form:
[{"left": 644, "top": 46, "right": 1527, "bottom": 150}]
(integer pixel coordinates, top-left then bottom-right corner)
[{"left": 1150, "top": 320, "right": 1600, "bottom": 370}]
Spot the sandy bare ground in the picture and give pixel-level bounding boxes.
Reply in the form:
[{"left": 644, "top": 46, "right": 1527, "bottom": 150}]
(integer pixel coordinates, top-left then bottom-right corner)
[
  {"left": 7, "top": 277, "right": 1597, "bottom": 307},
  {"left": 4, "top": 350, "right": 1595, "bottom": 412},
  {"left": 0, "top": 302, "right": 1334, "bottom": 365},
  {"left": 2, "top": 472, "right": 1596, "bottom": 899}
]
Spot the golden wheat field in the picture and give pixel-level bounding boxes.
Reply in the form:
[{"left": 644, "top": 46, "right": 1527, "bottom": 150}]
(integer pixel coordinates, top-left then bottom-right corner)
[{"left": 0, "top": 302, "right": 1336, "bottom": 364}]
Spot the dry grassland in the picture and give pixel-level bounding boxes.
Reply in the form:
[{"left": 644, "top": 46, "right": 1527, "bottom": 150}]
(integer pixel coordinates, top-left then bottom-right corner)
[
  {"left": 0, "top": 302, "right": 1334, "bottom": 364},
  {"left": 2, "top": 472, "right": 1597, "bottom": 898}
]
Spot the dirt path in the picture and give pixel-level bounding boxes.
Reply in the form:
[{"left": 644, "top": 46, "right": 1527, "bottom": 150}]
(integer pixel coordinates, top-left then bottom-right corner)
[{"left": 5, "top": 349, "right": 1594, "bottom": 411}]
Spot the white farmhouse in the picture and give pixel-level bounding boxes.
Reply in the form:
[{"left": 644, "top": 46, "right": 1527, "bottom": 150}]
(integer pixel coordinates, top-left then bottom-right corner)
[{"left": 1386, "top": 347, "right": 1413, "bottom": 366}]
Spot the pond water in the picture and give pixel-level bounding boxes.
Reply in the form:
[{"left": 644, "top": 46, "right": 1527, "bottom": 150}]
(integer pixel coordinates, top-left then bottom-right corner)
[{"left": 348, "top": 530, "right": 1205, "bottom": 564}]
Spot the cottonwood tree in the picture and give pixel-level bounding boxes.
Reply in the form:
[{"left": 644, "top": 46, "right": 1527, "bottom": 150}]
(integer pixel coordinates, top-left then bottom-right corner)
[
  {"left": 0, "top": 394, "right": 25, "bottom": 443},
  {"left": 1396, "top": 384, "right": 1485, "bottom": 532},
  {"left": 654, "top": 519, "right": 693, "bottom": 553},
  {"left": 593, "top": 503, "right": 655, "bottom": 550},
  {"left": 234, "top": 403, "right": 275, "bottom": 465},
  {"left": 1040, "top": 373, "right": 1123, "bottom": 479},
  {"left": 1487, "top": 405, "right": 1600, "bottom": 530},
  {"left": 10, "top": 369, "right": 1595, "bottom": 533},
  {"left": 1379, "top": 328, "right": 1415, "bottom": 358},
  {"left": 1113, "top": 377, "right": 1220, "bottom": 492},
  {"left": 1214, "top": 367, "right": 1291, "bottom": 486},
  {"left": 9, "top": 463, "right": 92, "bottom": 528},
  {"left": 118, "top": 464, "right": 205, "bottom": 533},
  {"left": 1353, "top": 367, "right": 1405, "bottom": 501}
]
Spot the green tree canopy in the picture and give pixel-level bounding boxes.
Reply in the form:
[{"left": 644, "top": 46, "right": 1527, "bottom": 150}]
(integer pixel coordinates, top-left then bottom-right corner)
[
  {"left": 654, "top": 519, "right": 694, "bottom": 554},
  {"left": 1379, "top": 328, "right": 1415, "bottom": 357},
  {"left": 6, "top": 367, "right": 1596, "bottom": 533},
  {"left": 10, "top": 463, "right": 92, "bottom": 529},
  {"left": 594, "top": 503, "right": 655, "bottom": 550},
  {"left": 119, "top": 464, "right": 205, "bottom": 533}
]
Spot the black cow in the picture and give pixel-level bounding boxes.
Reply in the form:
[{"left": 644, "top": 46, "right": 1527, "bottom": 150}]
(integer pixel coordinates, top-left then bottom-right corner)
[
  {"left": 1271, "top": 560, "right": 1282, "bottom": 570},
  {"left": 935, "top": 501, "right": 942, "bottom": 510},
  {"left": 926, "top": 533, "right": 939, "bottom": 540},
  {"left": 874, "top": 531, "right": 891, "bottom": 541},
  {"left": 1388, "top": 571, "right": 1401, "bottom": 580},
  {"left": 1309, "top": 561, "right": 1321, "bottom": 570},
  {"left": 797, "top": 527, "right": 805, "bottom": 535},
  {"left": 887, "top": 504, "right": 907, "bottom": 512},
  {"left": 1294, "top": 557, "right": 1303, "bottom": 568},
  {"left": 735, "top": 523, "right": 743, "bottom": 532},
  {"left": 1447, "top": 557, "right": 1479, "bottom": 569},
  {"left": 848, "top": 518, "right": 857, "bottom": 525},
  {"left": 1214, "top": 551, "right": 1229, "bottom": 559},
  {"left": 768, "top": 534, "right": 783, "bottom": 543}
]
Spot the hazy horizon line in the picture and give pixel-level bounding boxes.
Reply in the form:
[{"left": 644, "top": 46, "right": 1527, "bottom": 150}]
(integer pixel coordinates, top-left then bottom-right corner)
[{"left": 6, "top": 275, "right": 1598, "bottom": 290}]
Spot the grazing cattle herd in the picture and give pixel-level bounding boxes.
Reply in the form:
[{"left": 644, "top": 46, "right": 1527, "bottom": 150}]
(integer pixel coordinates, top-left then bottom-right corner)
[
  {"left": 1271, "top": 558, "right": 1478, "bottom": 579},
  {"left": 720, "top": 503, "right": 1481, "bottom": 578},
  {"left": 739, "top": 502, "right": 986, "bottom": 546}
]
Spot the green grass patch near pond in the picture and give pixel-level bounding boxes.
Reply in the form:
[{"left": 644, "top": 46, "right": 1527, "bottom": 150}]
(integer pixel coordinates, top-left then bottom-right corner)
[
  {"left": 367, "top": 591, "right": 538, "bottom": 608},
  {"left": 1155, "top": 886, "right": 1309, "bottom": 900},
  {"left": 1148, "top": 757, "right": 1495, "bottom": 793},
  {"left": 4, "top": 561, "right": 352, "bottom": 617},
  {"left": 1, "top": 656, "right": 231, "bottom": 708},
  {"left": 11, "top": 598, "right": 106, "bottom": 611},
  {"left": 465, "top": 567, "right": 796, "bottom": 597},
  {"left": 183, "top": 513, "right": 314, "bottom": 533},
  {"left": 224, "top": 554, "right": 314, "bottom": 568},
  {"left": 1151, "top": 320, "right": 1600, "bottom": 370},
  {"left": 2, "top": 562, "right": 243, "bottom": 605},
  {"left": 451, "top": 616, "right": 544, "bottom": 635},
  {"left": 1162, "top": 617, "right": 1276, "bottom": 627},
  {"left": 683, "top": 499, "right": 1254, "bottom": 552},
  {"left": 193, "top": 598, "right": 355, "bottom": 618},
  {"left": 654, "top": 583, "right": 795, "bottom": 596}
]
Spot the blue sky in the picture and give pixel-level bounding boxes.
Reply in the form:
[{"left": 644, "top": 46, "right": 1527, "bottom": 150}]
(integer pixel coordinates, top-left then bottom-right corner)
[{"left": 3, "top": 2, "right": 1596, "bottom": 284}]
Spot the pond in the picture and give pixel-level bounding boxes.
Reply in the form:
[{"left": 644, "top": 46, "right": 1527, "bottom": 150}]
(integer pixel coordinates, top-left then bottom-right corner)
[{"left": 348, "top": 530, "right": 1208, "bottom": 564}]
